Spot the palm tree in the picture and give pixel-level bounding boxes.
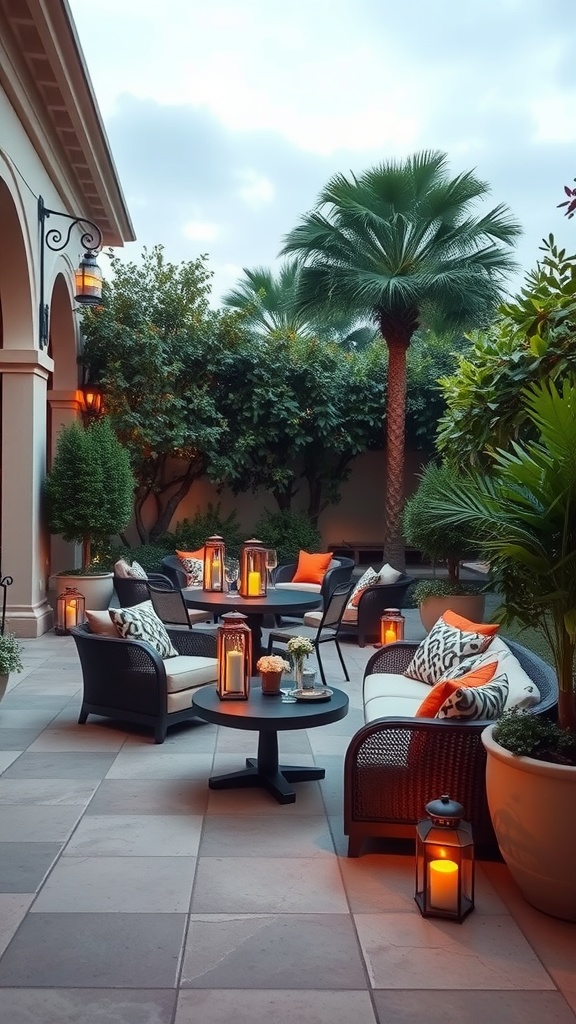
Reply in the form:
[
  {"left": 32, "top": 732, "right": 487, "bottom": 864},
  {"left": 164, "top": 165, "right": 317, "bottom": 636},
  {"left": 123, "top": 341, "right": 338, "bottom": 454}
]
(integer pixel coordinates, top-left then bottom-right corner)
[
  {"left": 223, "top": 262, "right": 378, "bottom": 348},
  {"left": 280, "top": 150, "right": 521, "bottom": 566}
]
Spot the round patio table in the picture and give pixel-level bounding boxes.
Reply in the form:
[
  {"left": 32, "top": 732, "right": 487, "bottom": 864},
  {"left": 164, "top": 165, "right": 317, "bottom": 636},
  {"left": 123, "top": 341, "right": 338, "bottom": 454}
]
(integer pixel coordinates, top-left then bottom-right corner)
[
  {"left": 183, "top": 588, "right": 322, "bottom": 672},
  {"left": 192, "top": 683, "right": 349, "bottom": 804}
]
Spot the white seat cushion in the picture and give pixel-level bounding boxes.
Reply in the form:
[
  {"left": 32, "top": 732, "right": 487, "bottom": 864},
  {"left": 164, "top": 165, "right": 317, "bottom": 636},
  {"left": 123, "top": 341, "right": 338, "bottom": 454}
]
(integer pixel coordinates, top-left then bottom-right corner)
[
  {"left": 164, "top": 655, "right": 218, "bottom": 694},
  {"left": 342, "top": 606, "right": 358, "bottom": 624},
  {"left": 303, "top": 610, "right": 323, "bottom": 628},
  {"left": 188, "top": 609, "right": 212, "bottom": 625},
  {"left": 363, "top": 673, "right": 431, "bottom": 723},
  {"left": 275, "top": 582, "right": 322, "bottom": 594}
]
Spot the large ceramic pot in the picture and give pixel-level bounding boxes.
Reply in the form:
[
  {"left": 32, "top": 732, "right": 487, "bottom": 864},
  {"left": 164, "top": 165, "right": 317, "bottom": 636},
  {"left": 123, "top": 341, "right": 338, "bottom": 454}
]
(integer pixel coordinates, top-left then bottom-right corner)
[
  {"left": 419, "top": 593, "right": 486, "bottom": 632},
  {"left": 54, "top": 573, "right": 114, "bottom": 612},
  {"left": 0, "top": 673, "right": 9, "bottom": 701},
  {"left": 482, "top": 724, "right": 576, "bottom": 922}
]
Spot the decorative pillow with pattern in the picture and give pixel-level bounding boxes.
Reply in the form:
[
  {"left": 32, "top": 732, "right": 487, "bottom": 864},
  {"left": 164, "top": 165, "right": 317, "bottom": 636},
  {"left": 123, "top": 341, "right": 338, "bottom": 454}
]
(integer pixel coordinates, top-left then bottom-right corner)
[
  {"left": 180, "top": 557, "right": 204, "bottom": 588},
  {"left": 439, "top": 636, "right": 541, "bottom": 709},
  {"left": 109, "top": 600, "right": 178, "bottom": 658},
  {"left": 436, "top": 675, "right": 509, "bottom": 720},
  {"left": 404, "top": 616, "right": 495, "bottom": 685},
  {"left": 126, "top": 559, "right": 148, "bottom": 580},
  {"left": 348, "top": 567, "right": 380, "bottom": 608}
]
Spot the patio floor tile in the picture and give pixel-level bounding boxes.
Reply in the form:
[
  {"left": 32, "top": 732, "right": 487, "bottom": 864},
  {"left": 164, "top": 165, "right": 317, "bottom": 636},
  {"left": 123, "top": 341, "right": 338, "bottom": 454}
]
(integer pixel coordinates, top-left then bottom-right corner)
[
  {"left": 31, "top": 856, "right": 196, "bottom": 913},
  {"left": 372, "top": 990, "right": 576, "bottom": 1023},
  {"left": 0, "top": 988, "right": 177, "bottom": 1024},
  {"left": 2, "top": 751, "right": 118, "bottom": 779},
  {"left": 63, "top": 814, "right": 204, "bottom": 857},
  {"left": 175, "top": 989, "right": 378, "bottom": 1024},
  {"left": 0, "top": 843, "right": 61, "bottom": 893},
  {"left": 84, "top": 778, "right": 208, "bottom": 815},
  {"left": 0, "top": 895, "right": 34, "bottom": 956},
  {"left": 0, "top": 779, "right": 97, "bottom": 805},
  {"left": 198, "top": 814, "right": 335, "bottom": 858},
  {"left": 0, "top": 805, "right": 83, "bottom": 842},
  {"left": 105, "top": 751, "right": 215, "bottom": 780},
  {"left": 192, "top": 857, "right": 349, "bottom": 914}
]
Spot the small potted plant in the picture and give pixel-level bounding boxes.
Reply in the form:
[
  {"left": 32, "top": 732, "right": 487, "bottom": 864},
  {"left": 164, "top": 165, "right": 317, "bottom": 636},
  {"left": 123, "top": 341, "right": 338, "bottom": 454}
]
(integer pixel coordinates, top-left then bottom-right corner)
[
  {"left": 256, "top": 654, "right": 290, "bottom": 695},
  {"left": 45, "top": 417, "right": 135, "bottom": 610},
  {"left": 0, "top": 630, "right": 24, "bottom": 701},
  {"left": 403, "top": 462, "right": 486, "bottom": 630}
]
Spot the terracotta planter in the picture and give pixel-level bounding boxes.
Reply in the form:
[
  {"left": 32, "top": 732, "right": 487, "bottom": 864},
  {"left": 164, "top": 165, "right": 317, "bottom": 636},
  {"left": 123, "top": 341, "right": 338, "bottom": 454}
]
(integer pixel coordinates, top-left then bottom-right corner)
[
  {"left": 419, "top": 593, "right": 486, "bottom": 632},
  {"left": 482, "top": 724, "right": 576, "bottom": 922},
  {"left": 260, "top": 670, "right": 282, "bottom": 695},
  {"left": 54, "top": 573, "right": 114, "bottom": 612}
]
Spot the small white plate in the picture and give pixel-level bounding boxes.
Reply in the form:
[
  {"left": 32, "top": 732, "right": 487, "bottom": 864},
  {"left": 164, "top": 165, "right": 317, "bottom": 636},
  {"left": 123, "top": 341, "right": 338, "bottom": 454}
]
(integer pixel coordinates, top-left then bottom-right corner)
[{"left": 293, "top": 688, "right": 333, "bottom": 702}]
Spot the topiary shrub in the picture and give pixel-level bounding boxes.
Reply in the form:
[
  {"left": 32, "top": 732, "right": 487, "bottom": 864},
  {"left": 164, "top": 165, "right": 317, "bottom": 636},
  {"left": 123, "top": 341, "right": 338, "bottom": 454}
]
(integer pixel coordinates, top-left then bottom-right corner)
[
  {"left": 166, "top": 504, "right": 243, "bottom": 557},
  {"left": 253, "top": 509, "right": 322, "bottom": 565}
]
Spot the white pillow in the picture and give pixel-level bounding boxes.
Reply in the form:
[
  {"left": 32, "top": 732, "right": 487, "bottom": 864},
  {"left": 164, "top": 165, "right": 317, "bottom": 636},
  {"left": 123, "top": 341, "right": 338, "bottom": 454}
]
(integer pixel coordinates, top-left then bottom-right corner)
[
  {"left": 126, "top": 559, "right": 148, "bottom": 580},
  {"left": 378, "top": 562, "right": 402, "bottom": 584}
]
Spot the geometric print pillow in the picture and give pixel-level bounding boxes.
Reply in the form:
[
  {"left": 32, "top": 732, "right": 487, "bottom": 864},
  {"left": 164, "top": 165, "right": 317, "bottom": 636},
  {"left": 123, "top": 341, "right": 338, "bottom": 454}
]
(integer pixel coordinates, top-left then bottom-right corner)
[
  {"left": 436, "top": 674, "right": 509, "bottom": 720},
  {"left": 126, "top": 559, "right": 148, "bottom": 580},
  {"left": 348, "top": 567, "right": 380, "bottom": 608},
  {"left": 109, "top": 600, "right": 178, "bottom": 659},
  {"left": 438, "top": 637, "right": 541, "bottom": 710},
  {"left": 404, "top": 616, "right": 494, "bottom": 685},
  {"left": 179, "top": 557, "right": 204, "bottom": 588}
]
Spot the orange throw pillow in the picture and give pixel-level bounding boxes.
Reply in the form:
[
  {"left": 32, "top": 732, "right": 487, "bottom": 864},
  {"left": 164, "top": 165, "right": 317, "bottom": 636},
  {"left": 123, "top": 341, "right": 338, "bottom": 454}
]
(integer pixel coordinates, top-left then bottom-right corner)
[
  {"left": 442, "top": 609, "right": 500, "bottom": 636},
  {"left": 292, "top": 550, "right": 334, "bottom": 585},
  {"left": 415, "top": 662, "right": 497, "bottom": 718},
  {"left": 176, "top": 547, "right": 204, "bottom": 562}
]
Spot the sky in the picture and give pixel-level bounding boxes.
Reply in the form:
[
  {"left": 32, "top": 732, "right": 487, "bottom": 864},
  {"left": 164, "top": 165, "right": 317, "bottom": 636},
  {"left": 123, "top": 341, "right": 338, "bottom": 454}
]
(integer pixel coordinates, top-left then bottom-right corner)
[{"left": 68, "top": 0, "right": 576, "bottom": 305}]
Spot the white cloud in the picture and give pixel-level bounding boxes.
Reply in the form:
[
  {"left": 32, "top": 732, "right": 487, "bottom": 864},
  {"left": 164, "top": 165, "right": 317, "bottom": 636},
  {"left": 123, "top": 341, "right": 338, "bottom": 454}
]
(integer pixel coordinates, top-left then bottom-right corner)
[
  {"left": 237, "top": 170, "right": 275, "bottom": 207},
  {"left": 182, "top": 220, "right": 221, "bottom": 242}
]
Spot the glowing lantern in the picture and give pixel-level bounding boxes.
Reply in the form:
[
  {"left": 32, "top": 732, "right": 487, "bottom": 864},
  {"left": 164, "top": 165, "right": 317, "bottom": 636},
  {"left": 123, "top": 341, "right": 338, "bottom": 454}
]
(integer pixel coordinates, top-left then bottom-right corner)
[
  {"left": 55, "top": 586, "right": 86, "bottom": 635},
  {"left": 203, "top": 535, "right": 226, "bottom": 592},
  {"left": 239, "top": 539, "right": 267, "bottom": 598},
  {"left": 415, "top": 795, "right": 475, "bottom": 921},
  {"left": 216, "top": 611, "right": 251, "bottom": 700}
]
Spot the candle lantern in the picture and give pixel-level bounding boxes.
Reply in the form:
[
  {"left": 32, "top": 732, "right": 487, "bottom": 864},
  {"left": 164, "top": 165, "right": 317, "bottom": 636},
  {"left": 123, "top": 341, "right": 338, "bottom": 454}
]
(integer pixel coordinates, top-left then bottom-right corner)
[
  {"left": 415, "top": 794, "right": 475, "bottom": 922},
  {"left": 203, "top": 535, "right": 226, "bottom": 592},
  {"left": 55, "top": 586, "right": 86, "bottom": 636},
  {"left": 216, "top": 611, "right": 252, "bottom": 700},
  {"left": 238, "top": 538, "right": 267, "bottom": 598},
  {"left": 379, "top": 608, "right": 405, "bottom": 647}
]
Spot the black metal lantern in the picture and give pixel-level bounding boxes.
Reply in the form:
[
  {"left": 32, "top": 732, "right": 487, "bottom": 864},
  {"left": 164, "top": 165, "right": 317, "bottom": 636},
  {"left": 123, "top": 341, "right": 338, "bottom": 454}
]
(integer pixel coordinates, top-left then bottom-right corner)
[
  {"left": 74, "top": 252, "right": 103, "bottom": 305},
  {"left": 203, "top": 535, "right": 226, "bottom": 592},
  {"left": 55, "top": 586, "right": 86, "bottom": 636},
  {"left": 80, "top": 382, "right": 103, "bottom": 419},
  {"left": 216, "top": 611, "right": 251, "bottom": 699},
  {"left": 415, "top": 794, "right": 475, "bottom": 922},
  {"left": 239, "top": 538, "right": 267, "bottom": 598}
]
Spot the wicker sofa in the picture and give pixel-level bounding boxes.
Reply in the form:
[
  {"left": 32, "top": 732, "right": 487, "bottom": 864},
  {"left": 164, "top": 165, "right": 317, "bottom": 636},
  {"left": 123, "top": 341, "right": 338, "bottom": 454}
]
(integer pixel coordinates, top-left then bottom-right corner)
[
  {"left": 70, "top": 622, "right": 217, "bottom": 743},
  {"left": 344, "top": 638, "right": 558, "bottom": 855}
]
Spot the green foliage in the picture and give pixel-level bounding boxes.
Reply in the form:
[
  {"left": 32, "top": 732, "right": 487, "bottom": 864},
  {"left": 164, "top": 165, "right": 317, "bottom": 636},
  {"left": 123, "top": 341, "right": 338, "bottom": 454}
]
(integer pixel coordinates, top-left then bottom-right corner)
[
  {"left": 438, "top": 236, "right": 576, "bottom": 467},
  {"left": 411, "top": 579, "right": 482, "bottom": 603},
  {"left": 423, "top": 378, "right": 576, "bottom": 718},
  {"left": 406, "top": 330, "right": 472, "bottom": 452},
  {"left": 0, "top": 632, "right": 24, "bottom": 674},
  {"left": 45, "top": 418, "right": 135, "bottom": 567},
  {"left": 253, "top": 509, "right": 322, "bottom": 565},
  {"left": 403, "top": 463, "right": 480, "bottom": 582},
  {"left": 494, "top": 709, "right": 576, "bottom": 764},
  {"left": 108, "top": 543, "right": 173, "bottom": 574},
  {"left": 166, "top": 504, "right": 243, "bottom": 557}
]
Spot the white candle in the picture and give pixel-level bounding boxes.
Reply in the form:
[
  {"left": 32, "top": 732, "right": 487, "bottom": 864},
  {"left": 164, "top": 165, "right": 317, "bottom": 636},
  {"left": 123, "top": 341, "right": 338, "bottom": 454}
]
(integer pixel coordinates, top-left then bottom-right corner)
[
  {"left": 429, "top": 859, "right": 459, "bottom": 912},
  {"left": 211, "top": 557, "right": 222, "bottom": 589},
  {"left": 64, "top": 599, "right": 77, "bottom": 630},
  {"left": 226, "top": 650, "right": 244, "bottom": 693},
  {"left": 248, "top": 570, "right": 260, "bottom": 596}
]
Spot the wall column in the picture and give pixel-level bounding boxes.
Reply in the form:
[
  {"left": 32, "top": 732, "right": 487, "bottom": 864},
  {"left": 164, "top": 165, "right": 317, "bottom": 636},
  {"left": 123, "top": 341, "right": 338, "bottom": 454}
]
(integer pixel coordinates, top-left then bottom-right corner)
[{"left": 1, "top": 349, "right": 53, "bottom": 636}]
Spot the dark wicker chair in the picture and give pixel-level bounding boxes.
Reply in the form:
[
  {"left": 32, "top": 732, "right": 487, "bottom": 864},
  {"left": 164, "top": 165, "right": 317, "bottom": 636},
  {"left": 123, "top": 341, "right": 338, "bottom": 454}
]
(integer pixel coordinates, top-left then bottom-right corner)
[
  {"left": 344, "top": 639, "right": 558, "bottom": 856},
  {"left": 113, "top": 572, "right": 173, "bottom": 608},
  {"left": 266, "top": 580, "right": 355, "bottom": 687},
  {"left": 274, "top": 556, "right": 355, "bottom": 611},
  {"left": 161, "top": 555, "right": 188, "bottom": 590},
  {"left": 70, "top": 622, "right": 217, "bottom": 743},
  {"left": 338, "top": 573, "right": 414, "bottom": 647}
]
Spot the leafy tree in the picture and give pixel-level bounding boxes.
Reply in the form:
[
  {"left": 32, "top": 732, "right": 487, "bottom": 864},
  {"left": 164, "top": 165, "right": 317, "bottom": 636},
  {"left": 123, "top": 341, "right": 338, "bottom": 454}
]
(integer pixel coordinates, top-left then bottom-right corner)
[
  {"left": 559, "top": 179, "right": 576, "bottom": 219},
  {"left": 281, "top": 150, "right": 521, "bottom": 565},
  {"left": 253, "top": 509, "right": 322, "bottom": 564},
  {"left": 405, "top": 329, "right": 472, "bottom": 453},
  {"left": 437, "top": 236, "right": 576, "bottom": 467},
  {"left": 45, "top": 418, "right": 134, "bottom": 567}
]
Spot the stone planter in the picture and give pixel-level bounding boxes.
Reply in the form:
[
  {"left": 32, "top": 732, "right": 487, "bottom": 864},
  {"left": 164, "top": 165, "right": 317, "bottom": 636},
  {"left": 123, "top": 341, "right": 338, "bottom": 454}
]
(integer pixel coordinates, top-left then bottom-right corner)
[
  {"left": 419, "top": 593, "right": 486, "bottom": 632},
  {"left": 0, "top": 673, "right": 9, "bottom": 701},
  {"left": 54, "top": 573, "right": 114, "bottom": 612},
  {"left": 482, "top": 724, "right": 576, "bottom": 922},
  {"left": 260, "top": 670, "right": 282, "bottom": 695}
]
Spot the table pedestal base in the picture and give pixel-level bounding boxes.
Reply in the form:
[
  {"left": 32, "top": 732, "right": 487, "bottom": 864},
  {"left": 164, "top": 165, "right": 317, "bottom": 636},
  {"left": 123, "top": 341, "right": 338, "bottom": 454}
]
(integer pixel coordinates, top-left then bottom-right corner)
[{"left": 207, "top": 729, "right": 325, "bottom": 804}]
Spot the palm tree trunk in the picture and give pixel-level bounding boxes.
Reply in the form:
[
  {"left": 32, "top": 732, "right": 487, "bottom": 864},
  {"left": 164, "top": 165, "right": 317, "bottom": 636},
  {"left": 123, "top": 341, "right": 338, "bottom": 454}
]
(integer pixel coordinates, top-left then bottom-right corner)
[{"left": 381, "top": 330, "right": 411, "bottom": 569}]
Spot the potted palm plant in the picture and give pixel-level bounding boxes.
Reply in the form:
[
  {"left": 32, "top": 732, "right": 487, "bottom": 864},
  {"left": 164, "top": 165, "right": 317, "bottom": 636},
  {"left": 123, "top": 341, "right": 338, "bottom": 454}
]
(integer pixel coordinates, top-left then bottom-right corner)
[
  {"left": 45, "top": 418, "right": 135, "bottom": 610},
  {"left": 402, "top": 462, "right": 486, "bottom": 630},
  {"left": 426, "top": 378, "right": 576, "bottom": 920}
]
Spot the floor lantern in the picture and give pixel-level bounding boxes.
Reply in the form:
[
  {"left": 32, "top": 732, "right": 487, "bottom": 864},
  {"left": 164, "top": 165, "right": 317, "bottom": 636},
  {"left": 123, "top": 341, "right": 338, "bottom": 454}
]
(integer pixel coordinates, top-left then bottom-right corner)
[
  {"left": 55, "top": 586, "right": 86, "bottom": 636},
  {"left": 239, "top": 539, "right": 267, "bottom": 598},
  {"left": 415, "top": 794, "right": 475, "bottom": 922},
  {"left": 379, "top": 608, "right": 405, "bottom": 647},
  {"left": 216, "top": 611, "right": 252, "bottom": 700},
  {"left": 203, "top": 535, "right": 226, "bottom": 592}
]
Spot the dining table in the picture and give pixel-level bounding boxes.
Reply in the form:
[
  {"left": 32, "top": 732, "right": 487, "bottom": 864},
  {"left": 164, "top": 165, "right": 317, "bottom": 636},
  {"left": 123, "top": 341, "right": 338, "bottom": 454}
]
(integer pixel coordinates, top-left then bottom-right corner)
[{"left": 182, "top": 587, "right": 322, "bottom": 673}]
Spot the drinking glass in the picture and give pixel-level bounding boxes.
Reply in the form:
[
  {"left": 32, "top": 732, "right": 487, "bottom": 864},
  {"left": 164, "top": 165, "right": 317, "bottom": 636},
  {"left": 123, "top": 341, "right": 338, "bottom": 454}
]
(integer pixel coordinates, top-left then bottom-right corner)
[
  {"left": 280, "top": 668, "right": 297, "bottom": 703},
  {"left": 224, "top": 557, "right": 240, "bottom": 591},
  {"left": 265, "top": 548, "right": 278, "bottom": 589}
]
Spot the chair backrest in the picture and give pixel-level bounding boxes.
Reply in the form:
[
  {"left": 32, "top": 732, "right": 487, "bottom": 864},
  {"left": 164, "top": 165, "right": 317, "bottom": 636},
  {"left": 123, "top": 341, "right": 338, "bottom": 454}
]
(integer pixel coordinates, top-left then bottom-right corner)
[
  {"left": 148, "top": 583, "right": 191, "bottom": 626},
  {"left": 318, "top": 580, "right": 355, "bottom": 633},
  {"left": 113, "top": 575, "right": 149, "bottom": 608},
  {"left": 161, "top": 555, "right": 187, "bottom": 589}
]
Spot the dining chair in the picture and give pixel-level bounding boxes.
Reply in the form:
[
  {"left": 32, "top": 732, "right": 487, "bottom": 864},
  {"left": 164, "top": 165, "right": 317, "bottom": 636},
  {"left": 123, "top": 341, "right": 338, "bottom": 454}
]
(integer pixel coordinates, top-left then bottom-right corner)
[{"left": 266, "top": 580, "right": 354, "bottom": 687}]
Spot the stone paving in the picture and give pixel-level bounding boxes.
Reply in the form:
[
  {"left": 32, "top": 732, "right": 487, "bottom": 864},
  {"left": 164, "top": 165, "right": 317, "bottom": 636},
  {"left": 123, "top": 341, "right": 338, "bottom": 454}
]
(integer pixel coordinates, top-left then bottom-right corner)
[{"left": 0, "top": 610, "right": 575, "bottom": 1023}]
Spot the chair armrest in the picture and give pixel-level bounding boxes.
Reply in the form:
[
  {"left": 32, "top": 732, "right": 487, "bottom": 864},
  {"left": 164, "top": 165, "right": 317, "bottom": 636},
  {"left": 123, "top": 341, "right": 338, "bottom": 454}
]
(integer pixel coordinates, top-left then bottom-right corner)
[
  {"left": 167, "top": 628, "right": 217, "bottom": 658},
  {"left": 363, "top": 642, "right": 419, "bottom": 677},
  {"left": 148, "top": 572, "right": 175, "bottom": 590}
]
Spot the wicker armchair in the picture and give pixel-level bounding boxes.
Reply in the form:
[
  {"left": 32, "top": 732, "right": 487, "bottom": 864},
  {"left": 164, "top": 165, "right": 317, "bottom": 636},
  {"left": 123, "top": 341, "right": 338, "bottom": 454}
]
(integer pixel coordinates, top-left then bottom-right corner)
[
  {"left": 113, "top": 572, "right": 173, "bottom": 608},
  {"left": 338, "top": 573, "right": 414, "bottom": 647},
  {"left": 161, "top": 555, "right": 188, "bottom": 590},
  {"left": 70, "top": 622, "right": 217, "bottom": 743},
  {"left": 344, "top": 639, "right": 558, "bottom": 855},
  {"left": 274, "top": 556, "right": 355, "bottom": 610}
]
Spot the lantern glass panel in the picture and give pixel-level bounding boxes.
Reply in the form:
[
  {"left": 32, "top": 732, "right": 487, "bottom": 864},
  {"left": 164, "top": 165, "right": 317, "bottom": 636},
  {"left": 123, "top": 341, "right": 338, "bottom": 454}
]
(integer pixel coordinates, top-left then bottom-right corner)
[
  {"left": 239, "top": 539, "right": 267, "bottom": 598},
  {"left": 55, "top": 587, "right": 86, "bottom": 635},
  {"left": 216, "top": 611, "right": 251, "bottom": 699},
  {"left": 203, "top": 535, "right": 226, "bottom": 592},
  {"left": 415, "top": 798, "right": 475, "bottom": 921},
  {"left": 75, "top": 254, "right": 103, "bottom": 305},
  {"left": 380, "top": 608, "right": 405, "bottom": 645}
]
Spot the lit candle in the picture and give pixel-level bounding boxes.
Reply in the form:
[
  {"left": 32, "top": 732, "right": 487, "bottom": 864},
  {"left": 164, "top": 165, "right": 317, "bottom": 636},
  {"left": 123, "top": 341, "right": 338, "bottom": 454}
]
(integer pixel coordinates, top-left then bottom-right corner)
[
  {"left": 65, "top": 599, "right": 77, "bottom": 630},
  {"left": 384, "top": 628, "right": 396, "bottom": 644},
  {"left": 211, "top": 557, "right": 222, "bottom": 589},
  {"left": 226, "top": 650, "right": 244, "bottom": 692},
  {"left": 248, "top": 571, "right": 261, "bottom": 596},
  {"left": 429, "top": 859, "right": 459, "bottom": 912}
]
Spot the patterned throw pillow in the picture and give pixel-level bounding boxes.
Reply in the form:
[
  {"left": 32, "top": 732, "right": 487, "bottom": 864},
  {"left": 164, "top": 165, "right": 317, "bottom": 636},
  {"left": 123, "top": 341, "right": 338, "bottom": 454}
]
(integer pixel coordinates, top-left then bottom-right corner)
[
  {"left": 126, "top": 559, "right": 148, "bottom": 580},
  {"left": 180, "top": 557, "right": 204, "bottom": 588},
  {"left": 404, "top": 616, "right": 494, "bottom": 685},
  {"left": 439, "top": 637, "right": 541, "bottom": 710},
  {"left": 109, "top": 600, "right": 178, "bottom": 658},
  {"left": 415, "top": 662, "right": 497, "bottom": 718},
  {"left": 436, "top": 675, "right": 509, "bottom": 720},
  {"left": 348, "top": 567, "right": 380, "bottom": 608}
]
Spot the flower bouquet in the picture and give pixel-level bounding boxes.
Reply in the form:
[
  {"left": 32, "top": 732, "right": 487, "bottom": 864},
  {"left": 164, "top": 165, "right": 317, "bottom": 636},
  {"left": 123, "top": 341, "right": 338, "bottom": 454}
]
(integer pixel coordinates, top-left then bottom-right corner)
[{"left": 286, "top": 636, "right": 314, "bottom": 686}]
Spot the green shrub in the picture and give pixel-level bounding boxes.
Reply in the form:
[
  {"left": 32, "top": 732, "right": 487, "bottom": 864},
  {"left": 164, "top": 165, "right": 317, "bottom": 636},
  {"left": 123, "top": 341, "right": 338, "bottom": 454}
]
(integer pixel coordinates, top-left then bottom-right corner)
[
  {"left": 0, "top": 632, "right": 24, "bottom": 674},
  {"left": 107, "top": 542, "right": 173, "bottom": 574},
  {"left": 403, "top": 462, "right": 480, "bottom": 583},
  {"left": 253, "top": 509, "right": 322, "bottom": 565},
  {"left": 494, "top": 709, "right": 576, "bottom": 765},
  {"left": 166, "top": 504, "right": 243, "bottom": 557}
]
